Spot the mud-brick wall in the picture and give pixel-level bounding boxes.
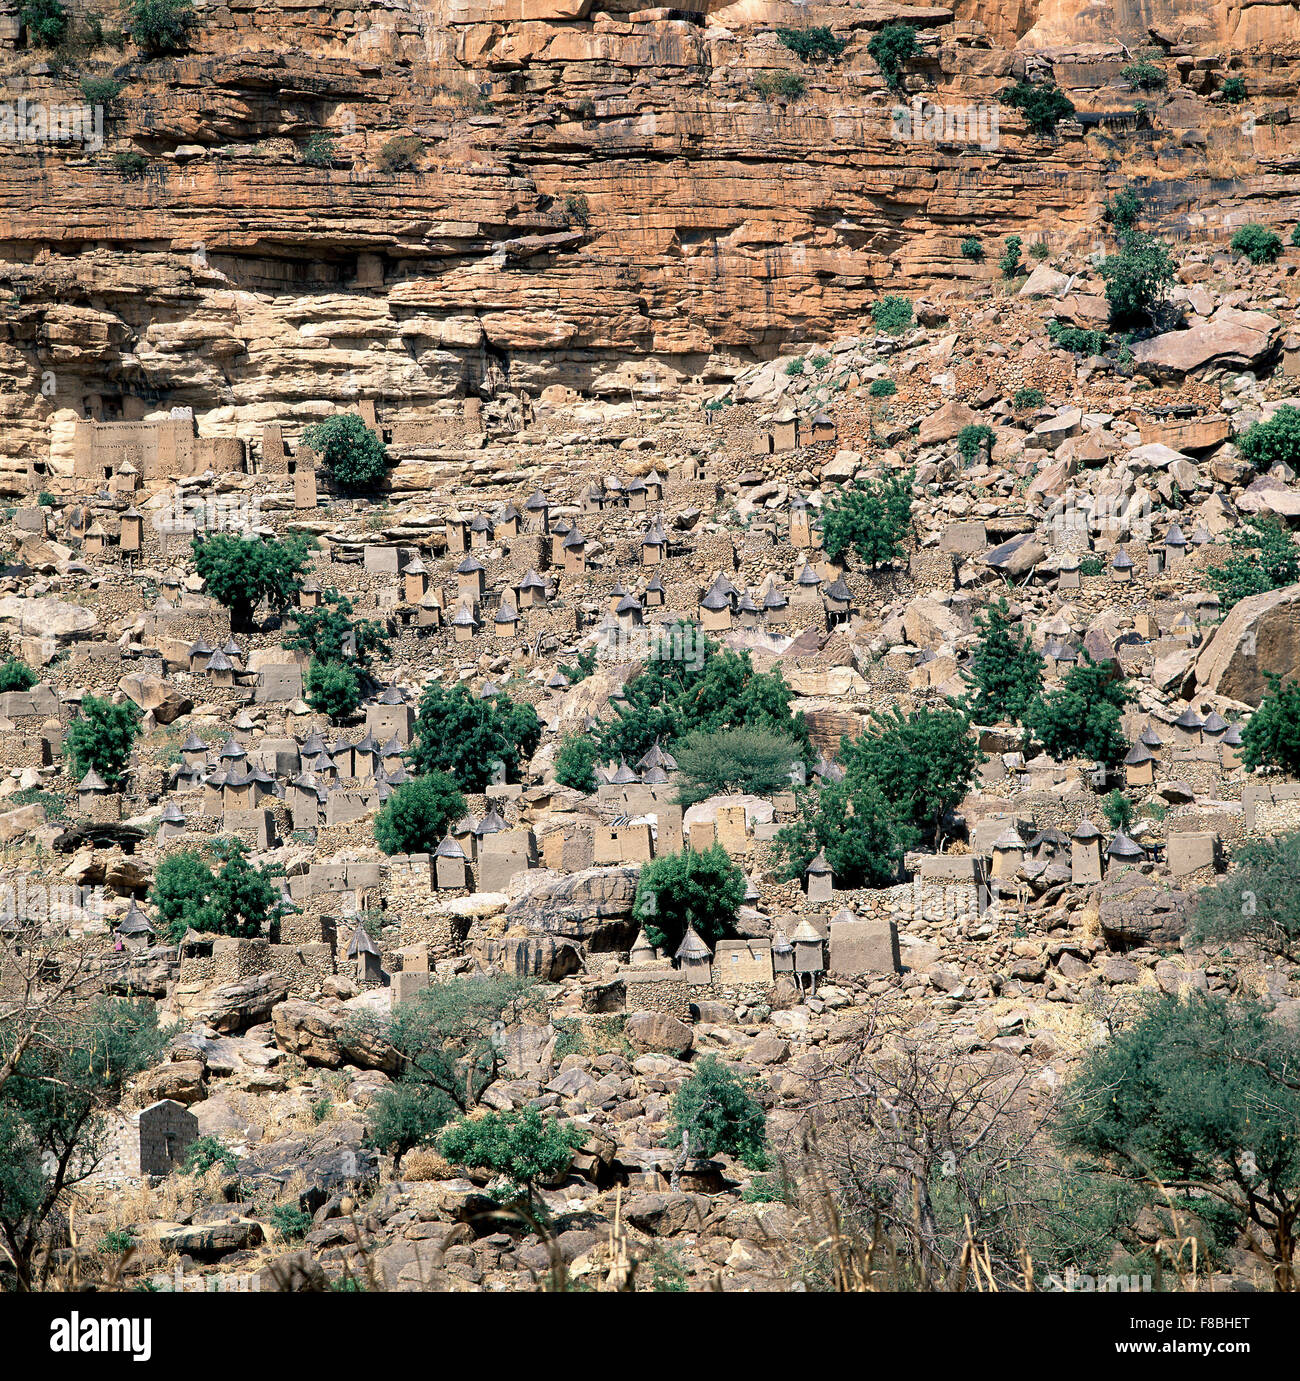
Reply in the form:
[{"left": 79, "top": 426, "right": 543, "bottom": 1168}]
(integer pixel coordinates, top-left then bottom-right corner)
[
  {"left": 887, "top": 878, "right": 983, "bottom": 926},
  {"left": 0, "top": 733, "right": 51, "bottom": 768},
  {"left": 909, "top": 547, "right": 956, "bottom": 592},
  {"left": 141, "top": 606, "right": 233, "bottom": 651},
  {"left": 266, "top": 940, "right": 335, "bottom": 995},
  {"left": 620, "top": 970, "right": 691, "bottom": 1021},
  {"left": 394, "top": 911, "right": 465, "bottom": 960},
  {"left": 710, "top": 981, "right": 773, "bottom": 1008}
]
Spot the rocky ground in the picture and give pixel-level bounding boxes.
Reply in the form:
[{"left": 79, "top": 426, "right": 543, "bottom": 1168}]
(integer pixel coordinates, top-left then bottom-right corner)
[{"left": 2, "top": 0, "right": 1300, "bottom": 1299}]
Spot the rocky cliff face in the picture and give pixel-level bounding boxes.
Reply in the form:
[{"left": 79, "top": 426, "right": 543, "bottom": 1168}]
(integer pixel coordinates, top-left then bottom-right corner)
[{"left": 0, "top": 0, "right": 1297, "bottom": 467}]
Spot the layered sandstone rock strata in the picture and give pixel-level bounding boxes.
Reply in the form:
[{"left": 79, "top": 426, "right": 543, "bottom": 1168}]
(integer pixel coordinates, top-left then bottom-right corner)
[{"left": 0, "top": 0, "right": 1296, "bottom": 462}]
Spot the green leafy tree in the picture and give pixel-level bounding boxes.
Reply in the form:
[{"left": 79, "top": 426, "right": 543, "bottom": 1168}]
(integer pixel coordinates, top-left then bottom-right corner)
[
  {"left": 1102, "top": 789, "right": 1133, "bottom": 832},
  {"left": 149, "top": 838, "right": 287, "bottom": 943},
  {"left": 867, "top": 22, "right": 917, "bottom": 91},
  {"left": 181, "top": 1135, "right": 237, "bottom": 1175},
  {"left": 1121, "top": 60, "right": 1166, "bottom": 90},
  {"left": 373, "top": 772, "right": 466, "bottom": 856},
  {"left": 999, "top": 235, "right": 1022, "bottom": 278},
  {"left": 128, "top": 0, "right": 194, "bottom": 54},
  {"left": 1025, "top": 656, "right": 1130, "bottom": 765},
  {"left": 1236, "top": 405, "right": 1300, "bottom": 473},
  {"left": 956, "top": 423, "right": 995, "bottom": 466},
  {"left": 365, "top": 1081, "right": 455, "bottom": 1173},
  {"left": 597, "top": 634, "right": 808, "bottom": 766},
  {"left": 0, "top": 998, "right": 166, "bottom": 1288},
  {"left": 820, "top": 471, "right": 913, "bottom": 568},
  {"left": 1103, "top": 188, "right": 1142, "bottom": 232},
  {"left": 1099, "top": 229, "right": 1175, "bottom": 326},
  {"left": 1240, "top": 674, "right": 1300, "bottom": 776},
  {"left": 553, "top": 734, "right": 599, "bottom": 794},
  {"left": 410, "top": 683, "right": 541, "bottom": 791},
  {"left": 633, "top": 843, "right": 746, "bottom": 952},
  {"left": 1191, "top": 831, "right": 1300, "bottom": 961},
  {"left": 440, "top": 1108, "right": 584, "bottom": 1211},
  {"left": 283, "top": 589, "right": 390, "bottom": 671},
  {"left": 65, "top": 695, "right": 140, "bottom": 788},
  {"left": 192, "top": 533, "right": 315, "bottom": 633},
  {"left": 1000, "top": 81, "right": 1075, "bottom": 136},
  {"left": 148, "top": 849, "right": 215, "bottom": 941},
  {"left": 773, "top": 777, "right": 915, "bottom": 888},
  {"left": 1048, "top": 319, "right": 1109, "bottom": 356},
  {"left": 305, "top": 658, "right": 361, "bottom": 721},
  {"left": 80, "top": 76, "right": 124, "bottom": 104},
  {"left": 1231, "top": 224, "right": 1283, "bottom": 265},
  {"left": 20, "top": 0, "right": 66, "bottom": 46},
  {"left": 299, "top": 132, "right": 337, "bottom": 168},
  {"left": 1222, "top": 76, "right": 1247, "bottom": 103},
  {"left": 377, "top": 135, "right": 422, "bottom": 172},
  {"left": 0, "top": 658, "right": 37, "bottom": 692},
  {"left": 670, "top": 1056, "right": 768, "bottom": 1169},
  {"left": 559, "top": 647, "right": 597, "bottom": 684},
  {"left": 595, "top": 626, "right": 704, "bottom": 762},
  {"left": 112, "top": 151, "right": 147, "bottom": 179},
  {"left": 352, "top": 975, "right": 541, "bottom": 1115},
  {"left": 963, "top": 597, "right": 1042, "bottom": 724},
  {"left": 840, "top": 705, "right": 980, "bottom": 840},
  {"left": 753, "top": 71, "right": 806, "bottom": 101},
  {"left": 959, "top": 237, "right": 983, "bottom": 261},
  {"left": 673, "top": 726, "right": 803, "bottom": 807},
  {"left": 1208, "top": 516, "right": 1299, "bottom": 609},
  {"left": 269, "top": 1204, "right": 311, "bottom": 1241},
  {"left": 872, "top": 295, "right": 913, "bottom": 336},
  {"left": 671, "top": 648, "right": 805, "bottom": 744},
  {"left": 774, "top": 26, "right": 845, "bottom": 61},
  {"left": 1013, "top": 386, "right": 1045, "bottom": 410},
  {"left": 1057, "top": 993, "right": 1300, "bottom": 1289},
  {"left": 302, "top": 413, "right": 389, "bottom": 493}
]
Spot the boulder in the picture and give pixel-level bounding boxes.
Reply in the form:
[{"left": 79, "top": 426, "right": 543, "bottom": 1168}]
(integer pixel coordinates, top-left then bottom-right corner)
[
  {"left": 1150, "top": 645, "right": 1196, "bottom": 694},
  {"left": 118, "top": 672, "right": 192, "bottom": 725},
  {"left": 257, "top": 1250, "right": 330, "bottom": 1293},
  {"left": 134, "top": 1059, "right": 206, "bottom": 1105},
  {"left": 1194, "top": 582, "right": 1300, "bottom": 706},
  {"left": 625, "top": 1009, "right": 694, "bottom": 1056},
  {"left": 1032, "top": 408, "right": 1082, "bottom": 448},
  {"left": 981, "top": 533, "right": 1047, "bottom": 577},
  {"left": 504, "top": 865, "right": 639, "bottom": 947},
  {"left": 622, "top": 1192, "right": 710, "bottom": 1236},
  {"left": 1237, "top": 475, "right": 1300, "bottom": 520},
  {"left": 238, "top": 1126, "right": 379, "bottom": 1207},
  {"left": 0, "top": 595, "right": 97, "bottom": 641},
  {"left": 1018, "top": 264, "right": 1071, "bottom": 298},
  {"left": 1154, "top": 961, "right": 1208, "bottom": 996},
  {"left": 821, "top": 450, "right": 861, "bottom": 481},
  {"left": 1133, "top": 309, "right": 1279, "bottom": 380},
  {"left": 271, "top": 1000, "right": 399, "bottom": 1072},
  {"left": 0, "top": 803, "right": 45, "bottom": 841},
  {"left": 918, "top": 399, "right": 981, "bottom": 445},
  {"left": 1101, "top": 955, "right": 1141, "bottom": 985},
  {"left": 1098, "top": 873, "right": 1193, "bottom": 948},
  {"left": 472, "top": 935, "right": 582, "bottom": 981},
  {"left": 161, "top": 1219, "right": 264, "bottom": 1260},
  {"left": 168, "top": 972, "right": 290, "bottom": 1034},
  {"left": 903, "top": 596, "right": 971, "bottom": 648}
]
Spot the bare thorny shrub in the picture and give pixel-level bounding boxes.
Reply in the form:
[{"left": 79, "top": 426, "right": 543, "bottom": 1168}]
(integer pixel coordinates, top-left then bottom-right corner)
[
  {"left": 766, "top": 1002, "right": 1210, "bottom": 1292},
  {"left": 769, "top": 1005, "right": 1044, "bottom": 1290},
  {"left": 0, "top": 913, "right": 108, "bottom": 1100}
]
